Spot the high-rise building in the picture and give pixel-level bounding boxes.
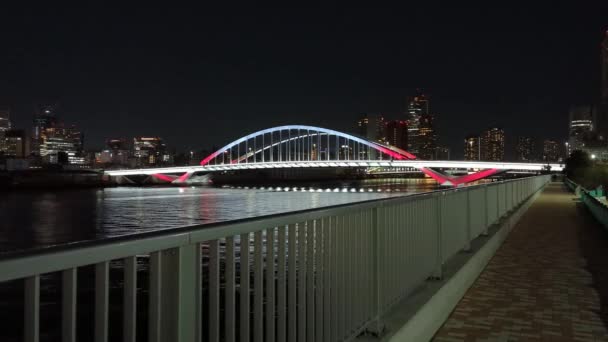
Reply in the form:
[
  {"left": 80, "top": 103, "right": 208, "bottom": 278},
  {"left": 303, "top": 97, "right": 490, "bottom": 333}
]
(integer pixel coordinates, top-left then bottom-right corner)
[
  {"left": 418, "top": 114, "right": 436, "bottom": 159},
  {"left": 103, "top": 138, "right": 131, "bottom": 166},
  {"left": 3, "top": 129, "right": 27, "bottom": 158},
  {"left": 515, "top": 136, "right": 535, "bottom": 162},
  {"left": 39, "top": 125, "right": 85, "bottom": 165},
  {"left": 480, "top": 127, "right": 505, "bottom": 161},
  {"left": 357, "top": 113, "right": 385, "bottom": 142},
  {"left": 357, "top": 113, "right": 387, "bottom": 159},
  {"left": 406, "top": 92, "right": 429, "bottom": 154},
  {"left": 464, "top": 135, "right": 480, "bottom": 161},
  {"left": 133, "top": 137, "right": 167, "bottom": 167},
  {"left": 30, "top": 106, "right": 85, "bottom": 164},
  {"left": 0, "top": 106, "right": 10, "bottom": 132},
  {"left": 32, "top": 105, "right": 58, "bottom": 156},
  {"left": 434, "top": 146, "right": 450, "bottom": 160},
  {"left": 385, "top": 120, "right": 408, "bottom": 150},
  {"left": 568, "top": 105, "right": 595, "bottom": 152},
  {"left": 0, "top": 107, "right": 10, "bottom": 155},
  {"left": 357, "top": 114, "right": 370, "bottom": 137},
  {"left": 542, "top": 140, "right": 560, "bottom": 162}
]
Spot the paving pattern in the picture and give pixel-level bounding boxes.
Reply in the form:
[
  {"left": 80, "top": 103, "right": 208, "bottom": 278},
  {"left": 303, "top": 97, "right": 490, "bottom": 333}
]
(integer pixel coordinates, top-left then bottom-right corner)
[{"left": 433, "top": 183, "right": 608, "bottom": 342}]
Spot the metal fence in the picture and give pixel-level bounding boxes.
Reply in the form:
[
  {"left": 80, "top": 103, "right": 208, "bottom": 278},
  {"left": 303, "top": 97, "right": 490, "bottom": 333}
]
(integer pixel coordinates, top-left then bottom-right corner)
[{"left": 0, "top": 175, "right": 550, "bottom": 342}]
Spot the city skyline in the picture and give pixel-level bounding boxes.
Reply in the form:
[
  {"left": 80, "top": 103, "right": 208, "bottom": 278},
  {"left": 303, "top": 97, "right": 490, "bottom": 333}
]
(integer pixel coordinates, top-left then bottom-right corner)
[{"left": 1, "top": 4, "right": 607, "bottom": 159}]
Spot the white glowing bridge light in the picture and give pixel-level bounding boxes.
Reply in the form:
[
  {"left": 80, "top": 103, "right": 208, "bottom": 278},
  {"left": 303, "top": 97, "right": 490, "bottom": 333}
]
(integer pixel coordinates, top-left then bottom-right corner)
[{"left": 104, "top": 160, "right": 564, "bottom": 177}]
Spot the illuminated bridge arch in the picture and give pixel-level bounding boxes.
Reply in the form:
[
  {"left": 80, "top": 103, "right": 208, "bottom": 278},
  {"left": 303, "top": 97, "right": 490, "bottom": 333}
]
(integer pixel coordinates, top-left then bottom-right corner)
[
  {"left": 200, "top": 125, "right": 417, "bottom": 166},
  {"left": 111, "top": 125, "right": 530, "bottom": 186}
]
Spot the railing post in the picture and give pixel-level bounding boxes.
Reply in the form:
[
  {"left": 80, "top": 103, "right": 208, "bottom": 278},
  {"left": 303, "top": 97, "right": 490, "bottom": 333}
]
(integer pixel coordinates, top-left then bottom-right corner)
[
  {"left": 432, "top": 192, "right": 444, "bottom": 279},
  {"left": 24, "top": 275, "right": 40, "bottom": 342},
  {"left": 463, "top": 190, "right": 471, "bottom": 252},
  {"left": 482, "top": 185, "right": 489, "bottom": 236},
  {"left": 160, "top": 244, "right": 198, "bottom": 342},
  {"left": 365, "top": 205, "right": 385, "bottom": 336}
]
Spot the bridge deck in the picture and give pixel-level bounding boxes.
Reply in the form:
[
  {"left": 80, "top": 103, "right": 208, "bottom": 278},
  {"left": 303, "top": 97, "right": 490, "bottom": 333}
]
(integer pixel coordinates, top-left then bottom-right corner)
[{"left": 433, "top": 183, "right": 608, "bottom": 341}]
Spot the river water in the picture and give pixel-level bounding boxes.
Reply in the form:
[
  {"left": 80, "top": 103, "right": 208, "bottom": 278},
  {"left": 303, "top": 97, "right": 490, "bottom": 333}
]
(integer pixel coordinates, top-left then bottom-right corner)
[{"left": 0, "top": 178, "right": 439, "bottom": 254}]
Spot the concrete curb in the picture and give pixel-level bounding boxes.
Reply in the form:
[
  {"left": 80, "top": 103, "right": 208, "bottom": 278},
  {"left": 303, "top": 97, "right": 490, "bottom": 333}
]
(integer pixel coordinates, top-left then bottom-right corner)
[{"left": 387, "top": 185, "right": 545, "bottom": 342}]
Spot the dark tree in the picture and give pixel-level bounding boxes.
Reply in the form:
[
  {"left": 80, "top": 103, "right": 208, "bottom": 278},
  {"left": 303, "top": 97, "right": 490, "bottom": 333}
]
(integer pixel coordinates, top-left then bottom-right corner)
[{"left": 564, "top": 150, "right": 591, "bottom": 177}]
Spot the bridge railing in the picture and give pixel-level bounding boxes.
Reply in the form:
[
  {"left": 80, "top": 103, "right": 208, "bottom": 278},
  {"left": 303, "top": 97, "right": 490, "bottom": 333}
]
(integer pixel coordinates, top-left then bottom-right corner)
[{"left": 0, "top": 175, "right": 550, "bottom": 342}]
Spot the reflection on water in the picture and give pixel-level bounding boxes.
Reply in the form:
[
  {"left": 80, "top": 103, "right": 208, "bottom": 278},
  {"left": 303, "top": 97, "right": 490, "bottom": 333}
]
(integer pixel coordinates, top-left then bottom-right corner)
[{"left": 0, "top": 178, "right": 438, "bottom": 253}]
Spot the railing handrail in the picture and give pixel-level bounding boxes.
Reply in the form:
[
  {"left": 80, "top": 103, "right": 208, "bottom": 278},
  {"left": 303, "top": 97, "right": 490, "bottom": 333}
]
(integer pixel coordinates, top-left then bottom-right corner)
[
  {"left": 0, "top": 175, "right": 551, "bottom": 342},
  {"left": 0, "top": 176, "right": 543, "bottom": 283}
]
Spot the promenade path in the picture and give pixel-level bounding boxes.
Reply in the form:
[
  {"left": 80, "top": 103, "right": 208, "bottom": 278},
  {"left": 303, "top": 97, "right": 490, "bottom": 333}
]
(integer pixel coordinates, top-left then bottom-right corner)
[{"left": 433, "top": 183, "right": 608, "bottom": 342}]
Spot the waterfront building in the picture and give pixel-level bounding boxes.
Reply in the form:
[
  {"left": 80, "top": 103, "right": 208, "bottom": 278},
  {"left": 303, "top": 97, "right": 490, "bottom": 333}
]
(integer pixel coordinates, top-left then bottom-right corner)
[
  {"left": 464, "top": 135, "right": 481, "bottom": 161},
  {"left": 29, "top": 105, "right": 86, "bottom": 165},
  {"left": 542, "top": 140, "right": 560, "bottom": 162},
  {"left": 39, "top": 125, "right": 85, "bottom": 165},
  {"left": 3, "top": 129, "right": 27, "bottom": 158},
  {"left": 480, "top": 127, "right": 505, "bottom": 161},
  {"left": 106, "top": 138, "right": 130, "bottom": 166},
  {"left": 515, "top": 136, "right": 535, "bottom": 162},
  {"left": 385, "top": 120, "right": 408, "bottom": 150},
  {"left": 133, "top": 137, "right": 167, "bottom": 167}
]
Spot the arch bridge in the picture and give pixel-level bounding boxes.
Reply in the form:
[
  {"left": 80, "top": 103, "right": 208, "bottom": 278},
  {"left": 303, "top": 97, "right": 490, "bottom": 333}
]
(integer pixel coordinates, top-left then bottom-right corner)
[{"left": 105, "top": 125, "right": 563, "bottom": 186}]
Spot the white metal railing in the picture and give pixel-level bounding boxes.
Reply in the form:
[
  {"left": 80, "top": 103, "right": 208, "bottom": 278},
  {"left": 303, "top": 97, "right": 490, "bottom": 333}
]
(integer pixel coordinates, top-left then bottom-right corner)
[{"left": 0, "top": 175, "right": 550, "bottom": 342}]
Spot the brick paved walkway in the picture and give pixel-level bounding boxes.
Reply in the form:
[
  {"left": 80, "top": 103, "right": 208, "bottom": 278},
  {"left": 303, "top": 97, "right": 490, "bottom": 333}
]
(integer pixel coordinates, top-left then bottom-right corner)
[{"left": 433, "top": 183, "right": 608, "bottom": 342}]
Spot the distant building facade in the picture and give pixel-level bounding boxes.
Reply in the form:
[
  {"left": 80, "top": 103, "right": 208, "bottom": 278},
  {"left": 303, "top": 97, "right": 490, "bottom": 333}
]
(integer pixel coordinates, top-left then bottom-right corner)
[
  {"left": 568, "top": 105, "right": 596, "bottom": 153},
  {"left": 515, "top": 136, "right": 535, "bottom": 162},
  {"left": 418, "top": 113, "right": 436, "bottom": 159},
  {"left": 385, "top": 120, "right": 408, "bottom": 150},
  {"left": 480, "top": 127, "right": 505, "bottom": 161},
  {"left": 133, "top": 137, "right": 167, "bottom": 167},
  {"left": 105, "top": 138, "right": 130, "bottom": 166},
  {"left": 3, "top": 129, "right": 28, "bottom": 158},
  {"left": 28, "top": 106, "right": 86, "bottom": 165},
  {"left": 357, "top": 113, "right": 387, "bottom": 159},
  {"left": 0, "top": 107, "right": 10, "bottom": 155},
  {"left": 39, "top": 125, "right": 85, "bottom": 165},
  {"left": 542, "top": 140, "right": 560, "bottom": 162},
  {"left": 0, "top": 106, "right": 10, "bottom": 132},
  {"left": 406, "top": 93, "right": 429, "bottom": 154},
  {"left": 464, "top": 135, "right": 480, "bottom": 161},
  {"left": 31, "top": 105, "right": 58, "bottom": 156},
  {"left": 434, "top": 146, "right": 450, "bottom": 160},
  {"left": 357, "top": 113, "right": 386, "bottom": 142}
]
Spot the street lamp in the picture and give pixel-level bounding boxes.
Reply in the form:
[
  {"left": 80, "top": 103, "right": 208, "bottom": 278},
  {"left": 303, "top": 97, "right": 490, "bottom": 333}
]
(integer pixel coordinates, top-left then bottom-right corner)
[{"left": 591, "top": 154, "right": 596, "bottom": 160}]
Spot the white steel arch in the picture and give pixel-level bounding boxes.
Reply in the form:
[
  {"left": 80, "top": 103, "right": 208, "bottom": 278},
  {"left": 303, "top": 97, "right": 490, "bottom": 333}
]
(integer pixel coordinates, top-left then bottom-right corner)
[{"left": 200, "top": 125, "right": 417, "bottom": 165}]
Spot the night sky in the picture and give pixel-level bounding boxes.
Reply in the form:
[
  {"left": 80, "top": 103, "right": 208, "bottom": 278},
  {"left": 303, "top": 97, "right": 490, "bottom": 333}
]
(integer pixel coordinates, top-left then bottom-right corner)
[{"left": 1, "top": 3, "right": 607, "bottom": 158}]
